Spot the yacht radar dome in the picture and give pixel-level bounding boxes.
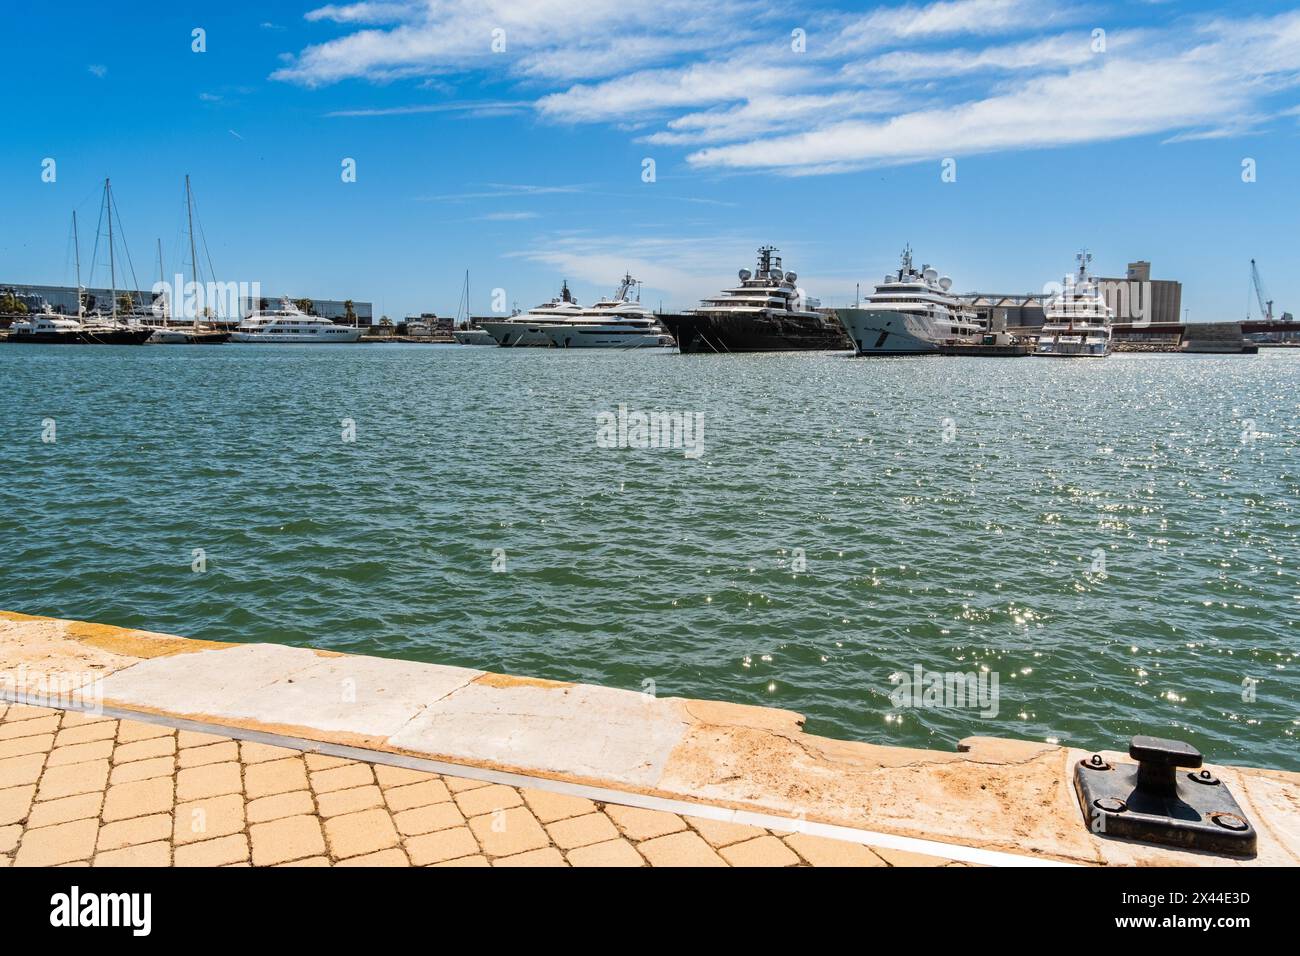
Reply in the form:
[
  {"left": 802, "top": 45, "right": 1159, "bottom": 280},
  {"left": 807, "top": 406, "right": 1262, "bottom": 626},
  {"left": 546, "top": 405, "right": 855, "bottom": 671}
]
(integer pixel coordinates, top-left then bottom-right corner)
[
  {"left": 739, "top": 268, "right": 752, "bottom": 281},
  {"left": 938, "top": 276, "right": 952, "bottom": 291},
  {"left": 785, "top": 272, "right": 797, "bottom": 282}
]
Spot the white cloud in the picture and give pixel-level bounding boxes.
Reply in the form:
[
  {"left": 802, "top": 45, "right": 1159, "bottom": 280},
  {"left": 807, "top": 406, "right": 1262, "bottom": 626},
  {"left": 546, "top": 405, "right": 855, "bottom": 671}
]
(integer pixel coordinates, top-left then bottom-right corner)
[{"left": 88, "top": 64, "right": 107, "bottom": 78}]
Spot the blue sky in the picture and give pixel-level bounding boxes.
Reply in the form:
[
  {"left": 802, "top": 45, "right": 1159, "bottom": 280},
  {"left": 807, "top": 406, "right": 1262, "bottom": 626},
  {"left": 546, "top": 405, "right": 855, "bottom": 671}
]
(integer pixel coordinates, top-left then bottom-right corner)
[{"left": 2, "top": 0, "right": 1298, "bottom": 319}]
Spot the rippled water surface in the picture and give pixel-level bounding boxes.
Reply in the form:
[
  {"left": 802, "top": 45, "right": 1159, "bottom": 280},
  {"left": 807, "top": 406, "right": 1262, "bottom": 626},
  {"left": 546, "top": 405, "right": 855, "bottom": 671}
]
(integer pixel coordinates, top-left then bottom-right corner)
[{"left": 2, "top": 344, "right": 1296, "bottom": 769}]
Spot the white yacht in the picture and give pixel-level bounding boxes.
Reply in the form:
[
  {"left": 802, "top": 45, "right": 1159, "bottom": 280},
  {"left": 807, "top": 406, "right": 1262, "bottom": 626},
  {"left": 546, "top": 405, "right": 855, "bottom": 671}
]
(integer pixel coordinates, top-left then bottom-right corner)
[
  {"left": 480, "top": 282, "right": 585, "bottom": 347},
  {"left": 231, "top": 299, "right": 363, "bottom": 344},
  {"left": 543, "top": 274, "right": 674, "bottom": 349},
  {"left": 1034, "top": 252, "right": 1113, "bottom": 358},
  {"left": 835, "top": 246, "right": 984, "bottom": 355}
]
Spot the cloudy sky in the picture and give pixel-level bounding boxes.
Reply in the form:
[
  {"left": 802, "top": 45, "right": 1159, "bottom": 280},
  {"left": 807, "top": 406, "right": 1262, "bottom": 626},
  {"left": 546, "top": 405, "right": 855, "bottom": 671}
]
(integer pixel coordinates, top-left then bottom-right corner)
[{"left": 3, "top": 0, "right": 1298, "bottom": 318}]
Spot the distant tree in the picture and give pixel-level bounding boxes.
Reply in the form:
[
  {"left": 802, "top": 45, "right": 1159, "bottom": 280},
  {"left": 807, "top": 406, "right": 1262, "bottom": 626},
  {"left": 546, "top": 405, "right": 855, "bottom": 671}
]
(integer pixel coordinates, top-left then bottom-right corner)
[
  {"left": 0, "top": 291, "right": 28, "bottom": 314},
  {"left": 294, "top": 298, "right": 315, "bottom": 315},
  {"left": 343, "top": 299, "right": 357, "bottom": 326},
  {"left": 117, "top": 293, "right": 134, "bottom": 314}
]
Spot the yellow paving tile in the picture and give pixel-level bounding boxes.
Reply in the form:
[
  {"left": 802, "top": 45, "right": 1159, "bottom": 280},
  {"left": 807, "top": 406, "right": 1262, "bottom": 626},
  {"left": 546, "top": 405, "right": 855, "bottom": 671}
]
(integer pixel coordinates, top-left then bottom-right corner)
[
  {"left": 310, "top": 763, "right": 374, "bottom": 794},
  {"left": 392, "top": 801, "right": 464, "bottom": 837},
  {"left": 240, "top": 741, "right": 300, "bottom": 764},
  {"left": 14, "top": 818, "right": 100, "bottom": 867},
  {"left": 317, "top": 784, "right": 385, "bottom": 818},
  {"left": 872, "top": 847, "right": 954, "bottom": 867},
  {"left": 374, "top": 765, "right": 438, "bottom": 789},
  {"left": 175, "top": 761, "right": 241, "bottom": 801},
  {"left": 246, "top": 790, "right": 315, "bottom": 824},
  {"left": 383, "top": 779, "right": 451, "bottom": 812},
  {"left": 102, "top": 777, "right": 174, "bottom": 823},
  {"left": 0, "top": 753, "right": 47, "bottom": 789},
  {"left": 520, "top": 787, "right": 597, "bottom": 824},
  {"left": 686, "top": 816, "right": 768, "bottom": 848},
  {"left": 37, "top": 759, "right": 109, "bottom": 802},
  {"left": 177, "top": 730, "right": 228, "bottom": 749},
  {"left": 46, "top": 739, "right": 115, "bottom": 767},
  {"left": 25, "top": 791, "right": 101, "bottom": 829},
  {"left": 603, "top": 804, "right": 688, "bottom": 841},
  {"left": 97, "top": 813, "right": 172, "bottom": 852},
  {"left": 443, "top": 775, "right": 490, "bottom": 793},
  {"left": 324, "top": 808, "right": 399, "bottom": 859},
  {"left": 493, "top": 847, "right": 567, "bottom": 867},
  {"left": 0, "top": 715, "right": 59, "bottom": 740},
  {"left": 404, "top": 826, "right": 480, "bottom": 865},
  {"left": 432, "top": 854, "right": 490, "bottom": 867},
  {"left": 174, "top": 794, "right": 245, "bottom": 845},
  {"left": 636, "top": 830, "right": 727, "bottom": 867},
  {"left": 0, "top": 785, "right": 37, "bottom": 826},
  {"left": 0, "top": 824, "right": 20, "bottom": 854},
  {"left": 175, "top": 834, "right": 249, "bottom": 867},
  {"left": 116, "top": 720, "right": 174, "bottom": 744},
  {"left": 244, "top": 757, "right": 308, "bottom": 799},
  {"left": 54, "top": 722, "right": 117, "bottom": 747},
  {"left": 336, "top": 848, "right": 409, "bottom": 867},
  {"left": 304, "top": 753, "right": 351, "bottom": 772},
  {"left": 94, "top": 841, "right": 171, "bottom": 867},
  {"left": 109, "top": 756, "right": 175, "bottom": 785},
  {"left": 782, "top": 833, "right": 887, "bottom": 867},
  {"left": 718, "top": 836, "right": 801, "bottom": 867},
  {"left": 454, "top": 783, "right": 523, "bottom": 818},
  {"left": 565, "top": 838, "right": 645, "bottom": 867},
  {"left": 177, "top": 741, "right": 239, "bottom": 768},
  {"left": 0, "top": 733, "right": 55, "bottom": 760},
  {"left": 114, "top": 736, "right": 177, "bottom": 763},
  {"left": 468, "top": 806, "right": 549, "bottom": 858},
  {"left": 547, "top": 812, "right": 620, "bottom": 850},
  {"left": 250, "top": 814, "right": 326, "bottom": 866}
]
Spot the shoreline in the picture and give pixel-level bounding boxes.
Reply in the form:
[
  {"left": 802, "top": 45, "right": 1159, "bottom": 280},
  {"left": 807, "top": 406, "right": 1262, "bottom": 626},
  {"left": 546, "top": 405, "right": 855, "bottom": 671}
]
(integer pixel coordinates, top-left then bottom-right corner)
[{"left": 3, "top": 610, "right": 1296, "bottom": 867}]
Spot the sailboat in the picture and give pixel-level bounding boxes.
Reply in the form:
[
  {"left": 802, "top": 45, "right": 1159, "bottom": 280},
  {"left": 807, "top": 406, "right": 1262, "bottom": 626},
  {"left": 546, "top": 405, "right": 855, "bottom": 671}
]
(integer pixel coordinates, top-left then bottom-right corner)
[
  {"left": 6, "top": 194, "right": 152, "bottom": 345},
  {"left": 451, "top": 271, "right": 493, "bottom": 345},
  {"left": 145, "top": 176, "right": 230, "bottom": 344}
]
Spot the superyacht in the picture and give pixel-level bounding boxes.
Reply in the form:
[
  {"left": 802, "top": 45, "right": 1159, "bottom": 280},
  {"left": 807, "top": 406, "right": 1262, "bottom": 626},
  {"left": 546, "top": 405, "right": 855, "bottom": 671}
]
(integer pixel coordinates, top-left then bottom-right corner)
[
  {"left": 659, "top": 247, "right": 849, "bottom": 352},
  {"left": 835, "top": 246, "right": 983, "bottom": 355},
  {"left": 1033, "top": 252, "right": 1113, "bottom": 358},
  {"left": 231, "top": 299, "right": 364, "bottom": 343},
  {"left": 480, "top": 281, "right": 585, "bottom": 347},
  {"left": 543, "top": 274, "right": 674, "bottom": 349}
]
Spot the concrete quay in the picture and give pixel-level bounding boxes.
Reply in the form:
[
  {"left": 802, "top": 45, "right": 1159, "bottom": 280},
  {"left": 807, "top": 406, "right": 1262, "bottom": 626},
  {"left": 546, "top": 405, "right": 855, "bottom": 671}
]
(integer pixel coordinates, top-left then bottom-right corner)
[{"left": 1, "top": 611, "right": 1296, "bottom": 867}]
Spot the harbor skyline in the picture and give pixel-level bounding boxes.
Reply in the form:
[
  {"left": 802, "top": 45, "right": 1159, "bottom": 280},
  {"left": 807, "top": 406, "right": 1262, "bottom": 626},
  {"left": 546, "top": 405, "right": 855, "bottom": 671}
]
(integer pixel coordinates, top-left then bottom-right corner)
[{"left": 2, "top": 1, "right": 1297, "bottom": 321}]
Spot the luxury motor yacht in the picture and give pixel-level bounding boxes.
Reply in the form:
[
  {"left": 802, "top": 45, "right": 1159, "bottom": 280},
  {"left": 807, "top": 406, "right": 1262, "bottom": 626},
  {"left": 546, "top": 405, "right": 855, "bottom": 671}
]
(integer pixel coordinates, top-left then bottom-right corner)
[
  {"left": 543, "top": 274, "right": 674, "bottom": 349},
  {"left": 1033, "top": 252, "right": 1113, "bottom": 358},
  {"left": 230, "top": 299, "right": 363, "bottom": 343},
  {"left": 4, "top": 307, "right": 153, "bottom": 345},
  {"left": 659, "top": 247, "right": 849, "bottom": 352},
  {"left": 479, "top": 282, "right": 585, "bottom": 347},
  {"left": 835, "top": 246, "right": 984, "bottom": 355}
]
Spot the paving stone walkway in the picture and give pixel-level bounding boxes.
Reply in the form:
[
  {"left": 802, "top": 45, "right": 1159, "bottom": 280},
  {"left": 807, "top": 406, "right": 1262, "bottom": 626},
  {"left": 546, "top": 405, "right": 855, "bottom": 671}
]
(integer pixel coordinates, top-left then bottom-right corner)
[{"left": 0, "top": 702, "right": 960, "bottom": 867}]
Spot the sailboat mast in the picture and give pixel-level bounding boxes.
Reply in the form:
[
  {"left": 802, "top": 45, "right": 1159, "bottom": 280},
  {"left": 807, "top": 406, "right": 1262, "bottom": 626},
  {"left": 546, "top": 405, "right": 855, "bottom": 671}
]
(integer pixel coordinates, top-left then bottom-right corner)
[
  {"left": 185, "top": 175, "right": 199, "bottom": 326},
  {"left": 106, "top": 179, "right": 117, "bottom": 321},
  {"left": 72, "top": 211, "right": 83, "bottom": 317},
  {"left": 157, "top": 237, "right": 167, "bottom": 326}
]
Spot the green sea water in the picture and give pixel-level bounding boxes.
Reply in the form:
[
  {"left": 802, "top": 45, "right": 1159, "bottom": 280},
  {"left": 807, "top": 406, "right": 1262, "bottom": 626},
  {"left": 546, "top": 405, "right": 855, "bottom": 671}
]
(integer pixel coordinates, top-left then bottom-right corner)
[{"left": 1, "top": 344, "right": 1296, "bottom": 770}]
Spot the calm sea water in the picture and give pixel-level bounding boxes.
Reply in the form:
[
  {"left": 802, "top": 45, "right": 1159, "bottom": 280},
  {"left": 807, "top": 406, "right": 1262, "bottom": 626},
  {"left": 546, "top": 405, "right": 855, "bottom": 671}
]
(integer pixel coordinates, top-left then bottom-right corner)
[{"left": 1, "top": 344, "right": 1296, "bottom": 770}]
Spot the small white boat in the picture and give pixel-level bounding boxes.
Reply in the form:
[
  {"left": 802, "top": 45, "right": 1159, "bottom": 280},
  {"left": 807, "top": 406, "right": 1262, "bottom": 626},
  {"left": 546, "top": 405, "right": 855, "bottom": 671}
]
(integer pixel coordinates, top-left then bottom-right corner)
[{"left": 231, "top": 299, "right": 363, "bottom": 343}]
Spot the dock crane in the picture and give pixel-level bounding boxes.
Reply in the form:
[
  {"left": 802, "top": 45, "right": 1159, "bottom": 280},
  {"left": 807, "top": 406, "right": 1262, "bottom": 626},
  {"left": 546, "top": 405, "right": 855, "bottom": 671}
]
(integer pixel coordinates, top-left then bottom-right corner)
[{"left": 1249, "top": 259, "right": 1274, "bottom": 322}]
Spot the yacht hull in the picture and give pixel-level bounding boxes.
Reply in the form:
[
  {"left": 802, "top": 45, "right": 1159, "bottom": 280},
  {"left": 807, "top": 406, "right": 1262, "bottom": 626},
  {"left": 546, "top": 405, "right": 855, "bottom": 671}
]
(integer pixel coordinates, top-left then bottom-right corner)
[
  {"left": 479, "top": 321, "right": 554, "bottom": 347},
  {"left": 452, "top": 329, "right": 496, "bottom": 346},
  {"left": 4, "top": 328, "right": 154, "bottom": 345},
  {"left": 835, "top": 308, "right": 972, "bottom": 355},
  {"left": 545, "top": 327, "right": 672, "bottom": 349},
  {"left": 659, "top": 312, "right": 849, "bottom": 353},
  {"left": 230, "top": 328, "right": 363, "bottom": 343},
  {"left": 147, "top": 329, "right": 231, "bottom": 345}
]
